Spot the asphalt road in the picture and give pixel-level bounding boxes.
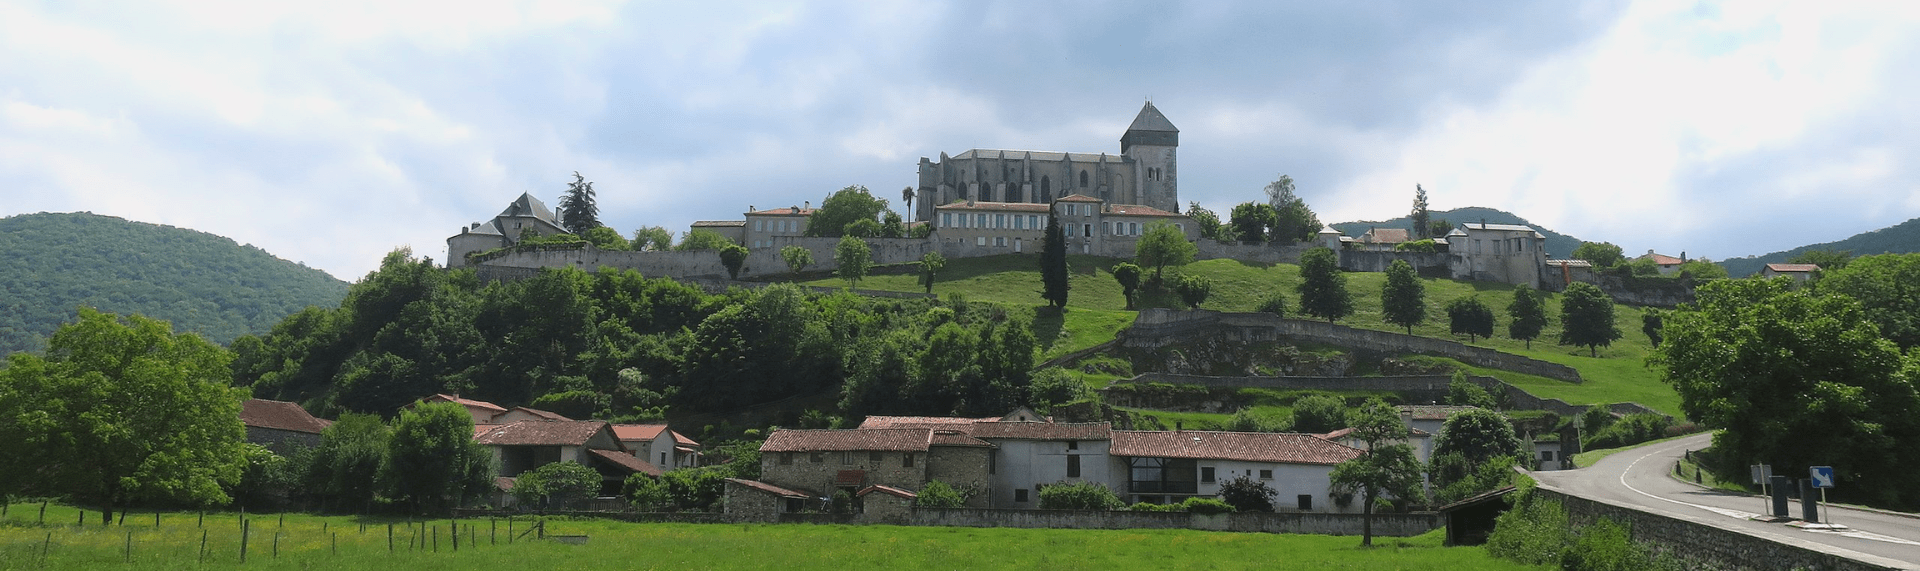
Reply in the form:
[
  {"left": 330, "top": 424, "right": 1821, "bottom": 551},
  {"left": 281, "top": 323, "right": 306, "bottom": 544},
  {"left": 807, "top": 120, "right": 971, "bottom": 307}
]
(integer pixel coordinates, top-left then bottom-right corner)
[{"left": 1531, "top": 432, "right": 1920, "bottom": 569}]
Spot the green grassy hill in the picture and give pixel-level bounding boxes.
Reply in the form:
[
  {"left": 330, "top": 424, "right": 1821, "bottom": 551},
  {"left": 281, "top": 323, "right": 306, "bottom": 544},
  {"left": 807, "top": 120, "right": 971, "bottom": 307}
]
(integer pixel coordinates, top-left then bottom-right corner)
[
  {"left": 811, "top": 254, "right": 1680, "bottom": 417},
  {"left": 1720, "top": 216, "right": 1920, "bottom": 277},
  {"left": 0, "top": 212, "right": 349, "bottom": 354}
]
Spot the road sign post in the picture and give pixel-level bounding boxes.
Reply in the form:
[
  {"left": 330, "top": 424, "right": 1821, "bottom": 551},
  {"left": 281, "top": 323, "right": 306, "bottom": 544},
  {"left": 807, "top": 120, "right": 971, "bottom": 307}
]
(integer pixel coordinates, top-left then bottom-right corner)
[
  {"left": 1752, "top": 464, "right": 1772, "bottom": 514},
  {"left": 1810, "top": 466, "right": 1834, "bottom": 526}
]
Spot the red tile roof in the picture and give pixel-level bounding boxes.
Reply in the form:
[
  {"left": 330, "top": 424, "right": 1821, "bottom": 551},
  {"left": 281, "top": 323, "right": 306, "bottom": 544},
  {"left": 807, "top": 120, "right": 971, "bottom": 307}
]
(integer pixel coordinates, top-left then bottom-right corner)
[
  {"left": 421, "top": 394, "right": 507, "bottom": 413},
  {"left": 1110, "top": 431, "right": 1363, "bottom": 465},
  {"left": 1105, "top": 205, "right": 1183, "bottom": 217},
  {"left": 930, "top": 430, "right": 995, "bottom": 448},
  {"left": 1766, "top": 263, "right": 1820, "bottom": 273},
  {"left": 966, "top": 422, "right": 1111, "bottom": 441},
  {"left": 612, "top": 424, "right": 668, "bottom": 441},
  {"left": 671, "top": 431, "right": 700, "bottom": 447},
  {"left": 747, "top": 207, "right": 816, "bottom": 216},
  {"left": 858, "top": 484, "right": 917, "bottom": 500},
  {"left": 473, "top": 424, "right": 501, "bottom": 438},
  {"left": 498, "top": 407, "right": 571, "bottom": 421},
  {"left": 1056, "top": 194, "right": 1102, "bottom": 203},
  {"left": 474, "top": 420, "right": 611, "bottom": 447},
  {"left": 1637, "top": 253, "right": 1685, "bottom": 266},
  {"left": 726, "top": 478, "right": 809, "bottom": 498},
  {"left": 588, "top": 448, "right": 662, "bottom": 477},
  {"left": 240, "top": 399, "right": 331, "bottom": 434},
  {"left": 1361, "top": 228, "right": 1411, "bottom": 244},
  {"left": 761, "top": 428, "right": 932, "bottom": 453}
]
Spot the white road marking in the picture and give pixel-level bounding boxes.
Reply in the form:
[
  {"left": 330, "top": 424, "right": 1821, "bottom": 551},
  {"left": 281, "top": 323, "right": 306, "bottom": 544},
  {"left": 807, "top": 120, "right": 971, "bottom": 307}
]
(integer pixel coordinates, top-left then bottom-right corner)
[{"left": 1615, "top": 440, "right": 1920, "bottom": 546}]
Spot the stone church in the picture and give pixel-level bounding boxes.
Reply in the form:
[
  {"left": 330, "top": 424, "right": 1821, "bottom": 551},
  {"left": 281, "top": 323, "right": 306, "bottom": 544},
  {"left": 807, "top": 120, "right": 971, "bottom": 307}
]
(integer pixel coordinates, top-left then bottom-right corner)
[{"left": 913, "top": 101, "right": 1180, "bottom": 221}]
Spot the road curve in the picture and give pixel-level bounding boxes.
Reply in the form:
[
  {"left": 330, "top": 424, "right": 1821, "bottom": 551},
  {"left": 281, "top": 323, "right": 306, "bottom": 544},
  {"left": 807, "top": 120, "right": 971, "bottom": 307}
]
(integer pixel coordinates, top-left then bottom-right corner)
[{"left": 1530, "top": 432, "right": 1920, "bottom": 568}]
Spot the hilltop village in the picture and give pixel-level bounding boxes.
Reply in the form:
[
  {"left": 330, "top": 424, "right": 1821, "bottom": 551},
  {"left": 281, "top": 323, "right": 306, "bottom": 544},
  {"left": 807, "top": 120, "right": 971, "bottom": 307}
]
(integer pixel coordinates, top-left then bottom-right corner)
[{"left": 446, "top": 102, "right": 1575, "bottom": 294}]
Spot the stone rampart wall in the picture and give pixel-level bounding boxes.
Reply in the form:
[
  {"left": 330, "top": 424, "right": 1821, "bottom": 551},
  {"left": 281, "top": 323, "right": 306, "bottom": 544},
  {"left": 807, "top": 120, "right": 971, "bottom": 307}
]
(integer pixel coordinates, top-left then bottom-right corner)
[
  {"left": 906, "top": 507, "right": 1440, "bottom": 536},
  {"left": 1195, "top": 241, "right": 1313, "bottom": 264},
  {"left": 1104, "top": 373, "right": 1663, "bottom": 418},
  {"left": 1122, "top": 309, "right": 1583, "bottom": 383},
  {"left": 1532, "top": 484, "right": 1909, "bottom": 571},
  {"left": 1341, "top": 250, "right": 1453, "bottom": 275}
]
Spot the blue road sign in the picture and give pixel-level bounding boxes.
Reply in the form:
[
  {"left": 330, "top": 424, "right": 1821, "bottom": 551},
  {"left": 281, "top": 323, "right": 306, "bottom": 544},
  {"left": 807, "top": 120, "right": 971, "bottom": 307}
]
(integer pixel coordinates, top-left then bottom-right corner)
[{"left": 1810, "top": 466, "right": 1835, "bottom": 489}]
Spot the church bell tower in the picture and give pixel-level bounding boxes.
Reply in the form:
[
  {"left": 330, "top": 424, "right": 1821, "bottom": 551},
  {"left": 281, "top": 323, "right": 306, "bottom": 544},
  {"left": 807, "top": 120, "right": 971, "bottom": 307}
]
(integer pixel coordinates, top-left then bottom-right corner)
[{"left": 1121, "top": 101, "right": 1179, "bottom": 212}]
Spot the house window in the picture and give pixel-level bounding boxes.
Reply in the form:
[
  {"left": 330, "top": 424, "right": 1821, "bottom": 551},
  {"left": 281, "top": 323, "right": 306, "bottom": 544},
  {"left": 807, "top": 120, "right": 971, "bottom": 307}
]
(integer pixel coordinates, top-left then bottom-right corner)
[
  {"left": 1201, "top": 467, "right": 1215, "bottom": 484},
  {"left": 996, "top": 237, "right": 1006, "bottom": 247},
  {"left": 942, "top": 213, "right": 952, "bottom": 228},
  {"left": 1067, "top": 455, "right": 1081, "bottom": 478},
  {"left": 1067, "top": 440, "right": 1078, "bottom": 451},
  {"left": 780, "top": 453, "right": 793, "bottom": 465},
  {"left": 754, "top": 220, "right": 764, "bottom": 232},
  {"left": 1130, "top": 222, "right": 1139, "bottom": 236},
  {"left": 902, "top": 453, "right": 915, "bottom": 468},
  {"left": 1259, "top": 469, "right": 1273, "bottom": 480},
  {"left": 1298, "top": 495, "right": 1313, "bottom": 511},
  {"left": 1541, "top": 450, "right": 1556, "bottom": 462},
  {"left": 870, "top": 451, "right": 883, "bottom": 462},
  {"left": 977, "top": 214, "right": 987, "bottom": 228},
  {"left": 661, "top": 452, "right": 668, "bottom": 466},
  {"left": 989, "top": 454, "right": 997, "bottom": 474},
  {"left": 1083, "top": 224, "right": 1092, "bottom": 237},
  {"left": 976, "top": 237, "right": 986, "bottom": 246},
  {"left": 996, "top": 214, "right": 1005, "bottom": 228},
  {"left": 1103, "top": 221, "right": 1112, "bottom": 235},
  {"left": 810, "top": 452, "right": 824, "bottom": 463},
  {"left": 843, "top": 451, "right": 855, "bottom": 465},
  {"left": 1015, "top": 489, "right": 1029, "bottom": 503}
]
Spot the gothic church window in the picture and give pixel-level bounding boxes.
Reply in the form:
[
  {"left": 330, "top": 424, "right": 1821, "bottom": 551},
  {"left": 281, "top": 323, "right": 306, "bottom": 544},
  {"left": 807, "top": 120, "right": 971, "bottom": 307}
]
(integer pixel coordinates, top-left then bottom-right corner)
[
  {"left": 1041, "top": 176, "right": 1051, "bottom": 202},
  {"left": 1079, "top": 170, "right": 1088, "bottom": 188}
]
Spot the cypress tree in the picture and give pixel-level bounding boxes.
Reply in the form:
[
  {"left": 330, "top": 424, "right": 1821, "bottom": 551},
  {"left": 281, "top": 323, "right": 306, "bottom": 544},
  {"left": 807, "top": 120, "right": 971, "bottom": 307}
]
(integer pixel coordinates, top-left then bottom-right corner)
[{"left": 1040, "top": 214, "right": 1069, "bottom": 309}]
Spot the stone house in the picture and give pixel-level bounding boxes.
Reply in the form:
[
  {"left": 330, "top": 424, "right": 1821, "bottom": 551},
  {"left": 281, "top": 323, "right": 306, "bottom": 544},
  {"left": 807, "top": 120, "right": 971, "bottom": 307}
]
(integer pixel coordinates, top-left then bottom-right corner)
[
  {"left": 724, "top": 478, "right": 811, "bottom": 519},
  {"left": 1762, "top": 263, "right": 1819, "bottom": 281},
  {"left": 743, "top": 205, "right": 815, "bottom": 249},
  {"left": 1635, "top": 250, "right": 1686, "bottom": 275},
  {"left": 1447, "top": 223, "right": 1547, "bottom": 287},
  {"left": 1356, "top": 227, "right": 1412, "bottom": 252},
  {"left": 613, "top": 424, "right": 703, "bottom": 472},
  {"left": 857, "top": 485, "right": 919, "bottom": 523},
  {"left": 492, "top": 406, "right": 571, "bottom": 424},
  {"left": 473, "top": 420, "right": 658, "bottom": 497},
  {"left": 414, "top": 393, "right": 509, "bottom": 425},
  {"left": 753, "top": 427, "right": 994, "bottom": 510},
  {"left": 936, "top": 194, "right": 1196, "bottom": 258},
  {"left": 931, "top": 200, "right": 1050, "bottom": 253},
  {"left": 1108, "top": 430, "right": 1364, "bottom": 512},
  {"left": 240, "top": 398, "right": 331, "bottom": 454},
  {"left": 446, "top": 193, "right": 568, "bottom": 268},
  {"left": 967, "top": 421, "right": 1114, "bottom": 509}
]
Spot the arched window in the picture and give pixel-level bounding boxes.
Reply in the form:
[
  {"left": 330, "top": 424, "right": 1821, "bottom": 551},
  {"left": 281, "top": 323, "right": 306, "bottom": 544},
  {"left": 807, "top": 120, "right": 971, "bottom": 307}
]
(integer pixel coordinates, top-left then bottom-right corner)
[
  {"left": 1007, "top": 182, "right": 1022, "bottom": 203},
  {"left": 1040, "top": 176, "right": 1051, "bottom": 202},
  {"left": 1079, "top": 170, "right": 1089, "bottom": 188}
]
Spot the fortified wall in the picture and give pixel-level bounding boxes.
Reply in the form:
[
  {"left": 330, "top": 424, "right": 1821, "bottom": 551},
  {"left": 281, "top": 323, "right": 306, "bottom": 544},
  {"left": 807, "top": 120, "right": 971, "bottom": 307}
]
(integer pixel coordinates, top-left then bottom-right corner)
[{"left": 1120, "top": 309, "right": 1584, "bottom": 384}]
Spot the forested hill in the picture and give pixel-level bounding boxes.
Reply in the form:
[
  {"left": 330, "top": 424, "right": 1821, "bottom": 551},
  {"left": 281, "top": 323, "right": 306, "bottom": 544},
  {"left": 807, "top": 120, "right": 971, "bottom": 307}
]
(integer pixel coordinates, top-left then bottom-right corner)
[
  {"left": 0, "top": 212, "right": 349, "bottom": 354},
  {"left": 1720, "top": 216, "right": 1920, "bottom": 277},
  {"left": 1331, "top": 206, "right": 1583, "bottom": 260}
]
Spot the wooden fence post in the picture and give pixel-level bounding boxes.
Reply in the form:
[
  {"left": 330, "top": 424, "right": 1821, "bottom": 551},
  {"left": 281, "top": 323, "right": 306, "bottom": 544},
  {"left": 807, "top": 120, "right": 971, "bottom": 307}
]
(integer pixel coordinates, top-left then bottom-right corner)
[
  {"left": 241, "top": 518, "right": 250, "bottom": 563},
  {"left": 123, "top": 529, "right": 132, "bottom": 563},
  {"left": 387, "top": 523, "right": 393, "bottom": 553},
  {"left": 39, "top": 501, "right": 47, "bottom": 525}
]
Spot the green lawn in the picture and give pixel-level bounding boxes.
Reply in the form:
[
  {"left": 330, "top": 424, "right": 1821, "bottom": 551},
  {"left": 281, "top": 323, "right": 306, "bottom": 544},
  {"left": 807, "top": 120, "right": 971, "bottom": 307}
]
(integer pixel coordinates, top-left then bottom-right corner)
[
  {"left": 0, "top": 504, "right": 1545, "bottom": 570},
  {"left": 809, "top": 254, "right": 1684, "bottom": 418}
]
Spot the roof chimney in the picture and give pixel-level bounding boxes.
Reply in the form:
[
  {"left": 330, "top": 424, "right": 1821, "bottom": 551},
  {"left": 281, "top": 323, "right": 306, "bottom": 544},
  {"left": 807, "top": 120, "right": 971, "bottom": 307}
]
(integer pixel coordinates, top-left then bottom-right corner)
[{"left": 805, "top": 201, "right": 811, "bottom": 209}]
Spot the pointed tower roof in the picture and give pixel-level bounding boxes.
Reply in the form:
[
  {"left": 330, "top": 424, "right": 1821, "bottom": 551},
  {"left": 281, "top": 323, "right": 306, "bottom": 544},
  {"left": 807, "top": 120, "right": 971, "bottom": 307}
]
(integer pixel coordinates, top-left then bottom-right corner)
[
  {"left": 498, "top": 192, "right": 560, "bottom": 225},
  {"left": 1121, "top": 101, "right": 1179, "bottom": 151}
]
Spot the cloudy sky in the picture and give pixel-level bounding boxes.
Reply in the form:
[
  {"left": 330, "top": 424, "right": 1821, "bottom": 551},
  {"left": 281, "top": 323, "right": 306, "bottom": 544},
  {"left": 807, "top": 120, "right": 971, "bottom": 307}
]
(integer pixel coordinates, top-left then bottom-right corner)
[{"left": 3, "top": 0, "right": 1916, "bottom": 281}]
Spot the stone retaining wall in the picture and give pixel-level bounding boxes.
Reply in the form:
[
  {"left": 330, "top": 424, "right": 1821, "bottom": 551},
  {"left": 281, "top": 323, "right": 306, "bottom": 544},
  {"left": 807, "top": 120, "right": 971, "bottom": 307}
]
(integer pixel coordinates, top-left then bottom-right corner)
[
  {"left": 1104, "top": 373, "right": 1665, "bottom": 419},
  {"left": 1122, "top": 309, "right": 1582, "bottom": 383},
  {"left": 906, "top": 507, "right": 1440, "bottom": 536},
  {"left": 1533, "top": 484, "right": 1909, "bottom": 571}
]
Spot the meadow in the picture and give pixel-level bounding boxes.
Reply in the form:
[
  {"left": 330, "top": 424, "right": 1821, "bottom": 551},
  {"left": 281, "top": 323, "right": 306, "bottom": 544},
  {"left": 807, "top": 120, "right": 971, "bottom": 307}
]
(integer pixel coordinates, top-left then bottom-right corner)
[
  {"left": 813, "top": 254, "right": 1682, "bottom": 416},
  {"left": 0, "top": 503, "right": 1548, "bottom": 570}
]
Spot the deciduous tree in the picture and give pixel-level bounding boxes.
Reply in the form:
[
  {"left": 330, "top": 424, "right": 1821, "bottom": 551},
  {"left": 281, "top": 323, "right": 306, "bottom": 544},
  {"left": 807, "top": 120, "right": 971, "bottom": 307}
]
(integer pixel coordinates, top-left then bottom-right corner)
[
  {"left": 1507, "top": 286, "right": 1548, "bottom": 349},
  {"left": 918, "top": 252, "right": 946, "bottom": 294},
  {"left": 1267, "top": 175, "right": 1323, "bottom": 244},
  {"left": 780, "top": 245, "right": 814, "bottom": 278},
  {"left": 805, "top": 185, "right": 889, "bottom": 238},
  {"left": 631, "top": 226, "right": 674, "bottom": 251},
  {"left": 511, "top": 461, "right": 602, "bottom": 510},
  {"left": 1329, "top": 398, "right": 1426, "bottom": 546},
  {"left": 1228, "top": 202, "right": 1276, "bottom": 243},
  {"left": 1112, "top": 262, "right": 1142, "bottom": 309},
  {"left": 1558, "top": 282, "right": 1620, "bottom": 357},
  {"left": 719, "top": 244, "right": 749, "bottom": 280},
  {"left": 1817, "top": 253, "right": 1920, "bottom": 349},
  {"left": 1789, "top": 249, "right": 1853, "bottom": 273},
  {"left": 1447, "top": 296, "right": 1495, "bottom": 343},
  {"left": 1135, "top": 221, "right": 1196, "bottom": 284},
  {"left": 675, "top": 229, "right": 734, "bottom": 252},
  {"left": 1571, "top": 241, "right": 1625, "bottom": 269},
  {"left": 1186, "top": 202, "right": 1226, "bottom": 241},
  {"left": 382, "top": 401, "right": 493, "bottom": 513},
  {"left": 834, "top": 236, "right": 872, "bottom": 288},
  {"left": 1290, "top": 394, "right": 1348, "bottom": 434},
  {"left": 1381, "top": 259, "right": 1426, "bottom": 334},
  {"left": 1173, "top": 274, "right": 1212, "bottom": 309},
  {"left": 1655, "top": 278, "right": 1920, "bottom": 510},
  {"left": 0, "top": 308, "right": 248, "bottom": 523},
  {"left": 1297, "top": 247, "right": 1353, "bottom": 323}
]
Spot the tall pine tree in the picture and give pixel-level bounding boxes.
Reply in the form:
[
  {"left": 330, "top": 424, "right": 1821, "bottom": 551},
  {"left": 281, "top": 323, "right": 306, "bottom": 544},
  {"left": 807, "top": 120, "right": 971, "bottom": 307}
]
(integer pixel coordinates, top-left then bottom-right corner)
[
  {"left": 559, "top": 171, "right": 600, "bottom": 235},
  {"left": 1040, "top": 214, "right": 1069, "bottom": 309},
  {"left": 1410, "top": 184, "right": 1431, "bottom": 239}
]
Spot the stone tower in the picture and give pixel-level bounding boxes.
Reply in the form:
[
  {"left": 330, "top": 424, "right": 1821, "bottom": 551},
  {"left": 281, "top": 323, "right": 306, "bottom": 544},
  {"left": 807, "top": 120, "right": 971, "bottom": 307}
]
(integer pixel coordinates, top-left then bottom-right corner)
[{"left": 1120, "top": 101, "right": 1179, "bottom": 212}]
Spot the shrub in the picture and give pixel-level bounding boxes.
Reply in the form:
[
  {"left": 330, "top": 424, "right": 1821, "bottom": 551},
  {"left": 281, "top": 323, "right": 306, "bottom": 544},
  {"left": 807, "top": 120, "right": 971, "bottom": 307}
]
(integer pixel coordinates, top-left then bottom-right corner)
[
  {"left": 1446, "top": 372, "right": 1497, "bottom": 409},
  {"left": 1561, "top": 518, "right": 1643, "bottom": 571},
  {"left": 512, "top": 461, "right": 602, "bottom": 509},
  {"left": 1223, "top": 408, "right": 1290, "bottom": 433},
  {"left": 1216, "top": 474, "right": 1277, "bottom": 512},
  {"left": 1583, "top": 413, "right": 1674, "bottom": 450},
  {"left": 1127, "top": 501, "right": 1182, "bottom": 512},
  {"left": 831, "top": 489, "right": 853, "bottom": 514},
  {"left": 1485, "top": 486, "right": 1572, "bottom": 565},
  {"left": 1179, "top": 497, "right": 1237, "bottom": 515},
  {"left": 1256, "top": 293, "right": 1289, "bottom": 317},
  {"left": 625, "top": 473, "right": 671, "bottom": 511},
  {"left": 1028, "top": 367, "right": 1093, "bottom": 413},
  {"left": 1037, "top": 481, "right": 1123, "bottom": 511},
  {"left": 1291, "top": 393, "right": 1348, "bottom": 433},
  {"left": 916, "top": 480, "right": 966, "bottom": 508}
]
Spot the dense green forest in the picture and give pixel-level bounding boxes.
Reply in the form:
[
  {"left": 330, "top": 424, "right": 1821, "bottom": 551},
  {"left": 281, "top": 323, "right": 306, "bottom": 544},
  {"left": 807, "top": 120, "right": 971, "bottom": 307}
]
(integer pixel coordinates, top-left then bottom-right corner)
[
  {"left": 0, "top": 212, "right": 349, "bottom": 354},
  {"left": 1332, "top": 206, "right": 1584, "bottom": 260},
  {"left": 1719, "top": 216, "right": 1920, "bottom": 277},
  {"left": 235, "top": 249, "right": 1045, "bottom": 424}
]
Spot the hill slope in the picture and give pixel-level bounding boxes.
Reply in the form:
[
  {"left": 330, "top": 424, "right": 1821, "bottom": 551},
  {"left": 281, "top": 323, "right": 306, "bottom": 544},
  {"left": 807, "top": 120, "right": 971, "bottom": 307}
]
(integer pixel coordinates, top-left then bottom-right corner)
[
  {"left": 1720, "top": 216, "right": 1920, "bottom": 277},
  {"left": 1332, "top": 206, "right": 1583, "bottom": 260},
  {"left": 0, "top": 212, "right": 349, "bottom": 354}
]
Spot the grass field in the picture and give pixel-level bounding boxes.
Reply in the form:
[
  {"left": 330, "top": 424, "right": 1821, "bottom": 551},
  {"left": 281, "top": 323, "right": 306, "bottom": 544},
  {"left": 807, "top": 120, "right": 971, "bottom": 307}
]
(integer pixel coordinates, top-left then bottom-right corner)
[
  {"left": 810, "top": 254, "right": 1683, "bottom": 417},
  {"left": 0, "top": 504, "right": 1546, "bottom": 570}
]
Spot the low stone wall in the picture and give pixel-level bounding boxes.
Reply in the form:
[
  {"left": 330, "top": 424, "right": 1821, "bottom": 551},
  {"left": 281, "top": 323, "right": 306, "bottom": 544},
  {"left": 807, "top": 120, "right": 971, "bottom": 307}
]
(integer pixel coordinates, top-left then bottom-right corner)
[
  {"left": 1532, "top": 484, "right": 1910, "bottom": 571},
  {"left": 1102, "top": 373, "right": 1663, "bottom": 419},
  {"left": 1196, "top": 241, "right": 1313, "bottom": 264},
  {"left": 1122, "top": 309, "right": 1583, "bottom": 383},
  {"left": 907, "top": 507, "right": 1440, "bottom": 536}
]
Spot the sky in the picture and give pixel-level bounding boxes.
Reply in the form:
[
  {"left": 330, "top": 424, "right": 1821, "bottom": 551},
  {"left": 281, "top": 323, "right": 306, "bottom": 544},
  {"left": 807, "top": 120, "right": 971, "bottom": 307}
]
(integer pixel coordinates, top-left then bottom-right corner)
[{"left": 3, "top": 0, "right": 1917, "bottom": 282}]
